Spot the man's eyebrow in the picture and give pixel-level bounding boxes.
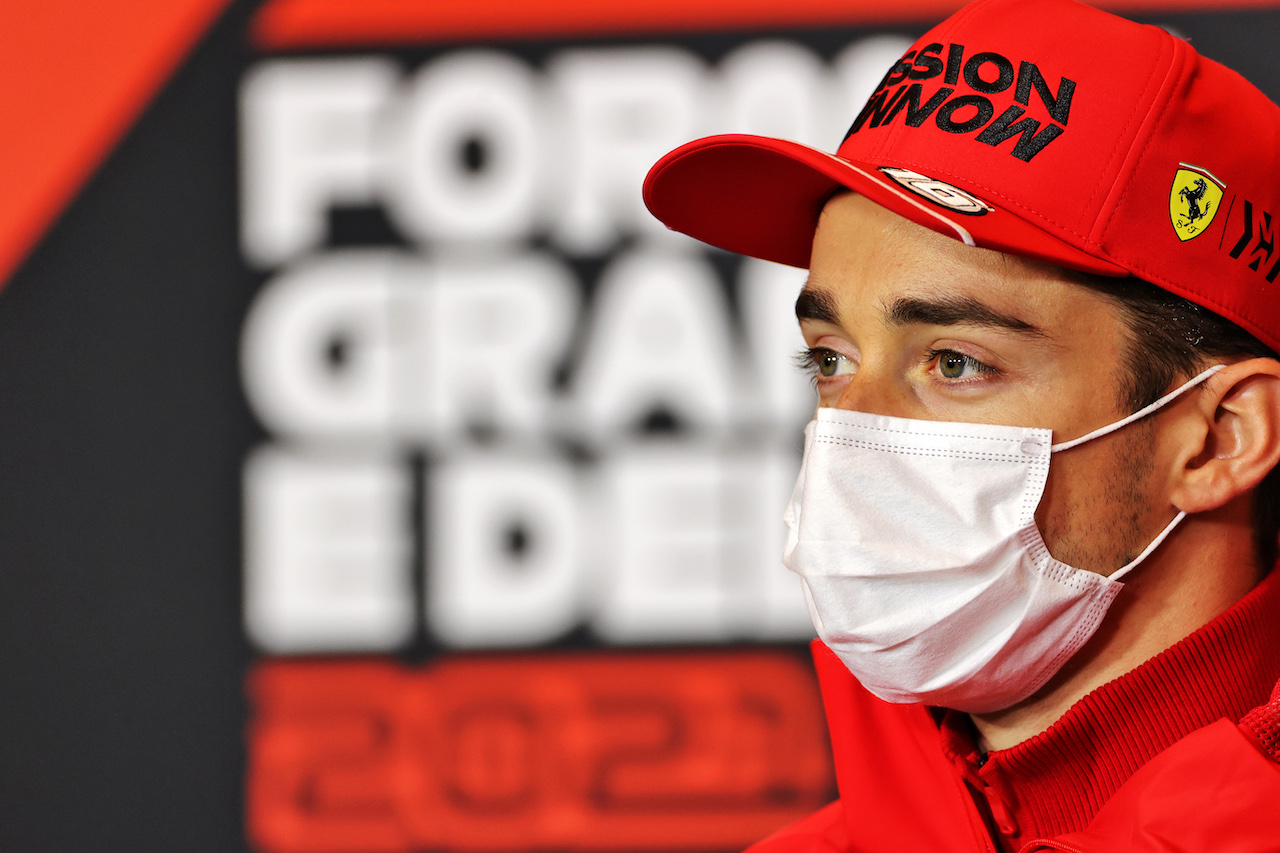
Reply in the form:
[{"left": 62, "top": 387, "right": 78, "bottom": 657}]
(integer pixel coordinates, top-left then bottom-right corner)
[
  {"left": 795, "top": 287, "right": 841, "bottom": 324},
  {"left": 885, "top": 296, "right": 1047, "bottom": 337}
]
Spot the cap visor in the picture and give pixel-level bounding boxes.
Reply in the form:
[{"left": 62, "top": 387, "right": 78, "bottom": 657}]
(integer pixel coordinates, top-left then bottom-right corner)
[{"left": 643, "top": 134, "right": 1127, "bottom": 276}]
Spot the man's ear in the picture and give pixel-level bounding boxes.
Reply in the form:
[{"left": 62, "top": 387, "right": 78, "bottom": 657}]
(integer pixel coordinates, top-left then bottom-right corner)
[{"left": 1170, "top": 358, "right": 1280, "bottom": 513}]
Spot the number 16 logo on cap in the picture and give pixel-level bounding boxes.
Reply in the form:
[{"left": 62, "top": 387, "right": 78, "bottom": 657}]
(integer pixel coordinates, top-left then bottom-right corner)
[{"left": 878, "top": 167, "right": 994, "bottom": 217}]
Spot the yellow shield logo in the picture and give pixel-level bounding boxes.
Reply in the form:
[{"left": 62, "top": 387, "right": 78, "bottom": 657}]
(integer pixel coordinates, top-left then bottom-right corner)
[{"left": 1169, "top": 165, "right": 1225, "bottom": 242}]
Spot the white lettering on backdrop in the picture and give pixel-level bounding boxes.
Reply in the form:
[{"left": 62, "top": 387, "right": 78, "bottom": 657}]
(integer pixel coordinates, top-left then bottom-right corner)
[{"left": 238, "top": 34, "right": 913, "bottom": 652}]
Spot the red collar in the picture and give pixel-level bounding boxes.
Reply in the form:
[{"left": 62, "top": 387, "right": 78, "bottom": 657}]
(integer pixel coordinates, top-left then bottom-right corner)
[{"left": 935, "top": 567, "right": 1280, "bottom": 849}]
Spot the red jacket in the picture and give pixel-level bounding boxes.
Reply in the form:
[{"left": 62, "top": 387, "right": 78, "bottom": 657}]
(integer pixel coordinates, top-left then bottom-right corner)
[{"left": 752, "top": 638, "right": 1280, "bottom": 853}]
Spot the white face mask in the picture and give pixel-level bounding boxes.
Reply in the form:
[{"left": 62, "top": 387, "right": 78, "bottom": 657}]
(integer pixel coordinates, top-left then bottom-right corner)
[{"left": 782, "top": 365, "right": 1223, "bottom": 714}]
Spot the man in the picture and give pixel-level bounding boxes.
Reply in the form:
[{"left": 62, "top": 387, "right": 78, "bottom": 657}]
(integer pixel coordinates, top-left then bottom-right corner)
[{"left": 643, "top": 0, "right": 1280, "bottom": 849}]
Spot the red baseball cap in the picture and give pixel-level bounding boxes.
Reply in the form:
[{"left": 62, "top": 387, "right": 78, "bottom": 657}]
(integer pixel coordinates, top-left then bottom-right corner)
[{"left": 643, "top": 0, "right": 1280, "bottom": 352}]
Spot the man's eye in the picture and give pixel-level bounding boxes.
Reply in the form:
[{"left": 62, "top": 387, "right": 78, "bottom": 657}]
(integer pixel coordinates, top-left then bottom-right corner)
[
  {"left": 797, "top": 347, "right": 856, "bottom": 379},
  {"left": 817, "top": 349, "right": 847, "bottom": 377},
  {"left": 931, "top": 349, "right": 993, "bottom": 380}
]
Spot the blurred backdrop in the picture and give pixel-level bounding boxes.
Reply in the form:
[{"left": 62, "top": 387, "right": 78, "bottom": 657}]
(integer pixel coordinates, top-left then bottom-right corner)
[{"left": 2, "top": 1, "right": 1280, "bottom": 851}]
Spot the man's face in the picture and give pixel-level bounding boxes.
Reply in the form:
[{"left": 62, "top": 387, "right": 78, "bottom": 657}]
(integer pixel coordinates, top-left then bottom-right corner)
[{"left": 799, "top": 192, "right": 1171, "bottom": 575}]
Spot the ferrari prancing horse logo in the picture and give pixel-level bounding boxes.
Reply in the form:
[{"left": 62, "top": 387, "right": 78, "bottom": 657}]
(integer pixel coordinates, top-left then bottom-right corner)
[{"left": 1169, "top": 163, "right": 1225, "bottom": 242}]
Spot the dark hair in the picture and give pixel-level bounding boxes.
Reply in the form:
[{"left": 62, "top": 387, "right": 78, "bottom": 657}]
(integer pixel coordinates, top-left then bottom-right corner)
[{"left": 1073, "top": 272, "right": 1280, "bottom": 570}]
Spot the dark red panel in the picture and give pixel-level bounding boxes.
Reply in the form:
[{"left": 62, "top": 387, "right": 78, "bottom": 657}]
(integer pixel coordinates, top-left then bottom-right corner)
[{"left": 247, "top": 652, "right": 835, "bottom": 852}]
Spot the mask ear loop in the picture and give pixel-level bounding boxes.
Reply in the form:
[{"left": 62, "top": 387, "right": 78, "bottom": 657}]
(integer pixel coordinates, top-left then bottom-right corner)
[
  {"left": 1050, "top": 364, "right": 1224, "bottom": 582},
  {"left": 1050, "top": 364, "right": 1225, "bottom": 452},
  {"left": 1109, "top": 511, "right": 1186, "bottom": 582}
]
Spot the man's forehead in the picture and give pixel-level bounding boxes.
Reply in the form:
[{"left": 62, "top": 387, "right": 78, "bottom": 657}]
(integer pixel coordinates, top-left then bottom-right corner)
[
  {"left": 801, "top": 192, "right": 1103, "bottom": 333},
  {"left": 796, "top": 280, "right": 1049, "bottom": 340},
  {"left": 814, "top": 191, "right": 1069, "bottom": 278}
]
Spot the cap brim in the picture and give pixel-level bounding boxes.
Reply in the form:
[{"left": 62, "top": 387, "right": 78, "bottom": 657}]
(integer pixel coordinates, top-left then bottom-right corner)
[{"left": 643, "top": 134, "right": 1128, "bottom": 276}]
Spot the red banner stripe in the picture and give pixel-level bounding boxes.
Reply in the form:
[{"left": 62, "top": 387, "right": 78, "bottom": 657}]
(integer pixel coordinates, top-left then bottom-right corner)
[{"left": 252, "top": 0, "right": 1280, "bottom": 49}]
